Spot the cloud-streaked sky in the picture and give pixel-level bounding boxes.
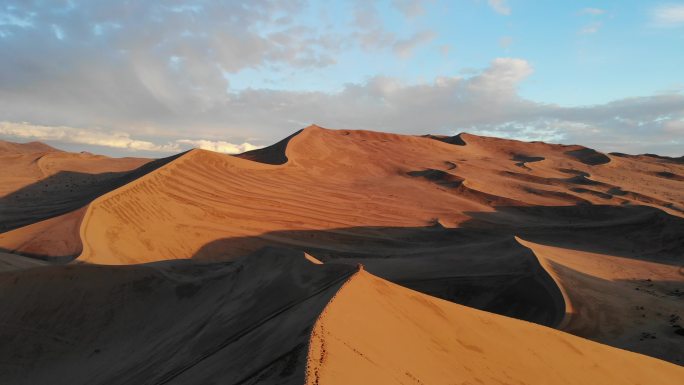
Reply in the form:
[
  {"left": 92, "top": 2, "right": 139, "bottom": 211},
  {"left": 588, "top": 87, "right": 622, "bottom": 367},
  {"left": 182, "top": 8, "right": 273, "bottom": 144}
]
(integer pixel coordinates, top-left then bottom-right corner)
[{"left": 1, "top": 0, "right": 683, "bottom": 156}]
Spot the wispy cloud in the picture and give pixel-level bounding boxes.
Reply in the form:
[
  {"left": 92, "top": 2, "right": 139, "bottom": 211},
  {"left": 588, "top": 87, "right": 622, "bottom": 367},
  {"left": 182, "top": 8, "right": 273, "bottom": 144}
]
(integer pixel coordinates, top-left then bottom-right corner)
[
  {"left": 579, "top": 22, "right": 603, "bottom": 35},
  {"left": 488, "top": 0, "right": 511, "bottom": 15},
  {"left": 578, "top": 6, "right": 606, "bottom": 34},
  {"left": 652, "top": 4, "right": 684, "bottom": 26},
  {"left": 353, "top": 2, "right": 434, "bottom": 56},
  {"left": 0, "top": 122, "right": 179, "bottom": 152}
]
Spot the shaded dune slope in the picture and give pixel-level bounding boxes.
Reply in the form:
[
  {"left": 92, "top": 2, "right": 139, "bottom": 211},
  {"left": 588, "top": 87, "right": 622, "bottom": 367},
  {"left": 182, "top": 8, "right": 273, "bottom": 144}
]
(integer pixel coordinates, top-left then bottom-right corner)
[
  {"left": 3, "top": 249, "right": 681, "bottom": 384},
  {"left": 237, "top": 129, "right": 302, "bottom": 165},
  {"left": 193, "top": 226, "right": 566, "bottom": 327},
  {"left": 519, "top": 238, "right": 684, "bottom": 364},
  {"left": 0, "top": 142, "right": 150, "bottom": 231},
  {"left": 0, "top": 247, "right": 354, "bottom": 385},
  {"left": 0, "top": 250, "right": 47, "bottom": 272},
  {"left": 467, "top": 205, "right": 684, "bottom": 363}
]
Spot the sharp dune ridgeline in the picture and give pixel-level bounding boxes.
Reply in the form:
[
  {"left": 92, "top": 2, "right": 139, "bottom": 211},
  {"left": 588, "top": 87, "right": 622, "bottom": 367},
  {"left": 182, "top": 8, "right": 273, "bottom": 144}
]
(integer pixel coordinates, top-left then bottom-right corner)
[{"left": 1, "top": 126, "right": 683, "bottom": 384}]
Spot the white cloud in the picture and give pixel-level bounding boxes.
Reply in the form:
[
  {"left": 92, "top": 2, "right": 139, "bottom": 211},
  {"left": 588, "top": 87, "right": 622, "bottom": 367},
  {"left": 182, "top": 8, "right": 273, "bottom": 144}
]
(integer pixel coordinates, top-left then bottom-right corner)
[
  {"left": 0, "top": 0, "right": 431, "bottom": 143},
  {"left": 352, "top": 2, "right": 434, "bottom": 56},
  {"left": 176, "top": 139, "right": 262, "bottom": 154},
  {"left": 581, "top": 8, "right": 606, "bottom": 15},
  {"left": 652, "top": 4, "right": 684, "bottom": 26},
  {"left": 0, "top": 1, "right": 345, "bottom": 133},
  {"left": 0, "top": 121, "right": 179, "bottom": 152},
  {"left": 468, "top": 58, "right": 533, "bottom": 94},
  {"left": 188, "top": 57, "right": 682, "bottom": 156},
  {"left": 0, "top": 122, "right": 262, "bottom": 154},
  {"left": 488, "top": 0, "right": 511, "bottom": 15}
]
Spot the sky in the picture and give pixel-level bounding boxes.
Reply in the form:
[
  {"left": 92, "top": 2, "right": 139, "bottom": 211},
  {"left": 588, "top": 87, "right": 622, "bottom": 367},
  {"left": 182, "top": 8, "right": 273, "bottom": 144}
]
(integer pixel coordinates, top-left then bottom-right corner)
[{"left": 1, "top": 0, "right": 683, "bottom": 157}]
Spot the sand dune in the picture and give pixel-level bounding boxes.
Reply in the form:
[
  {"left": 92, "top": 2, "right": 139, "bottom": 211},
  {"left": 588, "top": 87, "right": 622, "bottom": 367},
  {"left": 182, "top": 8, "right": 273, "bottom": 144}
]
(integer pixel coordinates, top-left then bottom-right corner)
[
  {"left": 67, "top": 127, "right": 684, "bottom": 359},
  {"left": 1, "top": 126, "right": 683, "bottom": 379}
]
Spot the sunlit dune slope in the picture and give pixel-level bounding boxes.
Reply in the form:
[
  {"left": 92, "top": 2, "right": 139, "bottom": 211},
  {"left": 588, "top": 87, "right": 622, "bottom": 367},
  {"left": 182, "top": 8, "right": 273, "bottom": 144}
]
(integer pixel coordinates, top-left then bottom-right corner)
[
  {"left": 77, "top": 127, "right": 493, "bottom": 264},
  {"left": 306, "top": 269, "right": 684, "bottom": 385},
  {"left": 76, "top": 125, "right": 684, "bottom": 266},
  {"left": 0, "top": 208, "right": 86, "bottom": 260},
  {"left": 0, "top": 247, "right": 354, "bottom": 385}
]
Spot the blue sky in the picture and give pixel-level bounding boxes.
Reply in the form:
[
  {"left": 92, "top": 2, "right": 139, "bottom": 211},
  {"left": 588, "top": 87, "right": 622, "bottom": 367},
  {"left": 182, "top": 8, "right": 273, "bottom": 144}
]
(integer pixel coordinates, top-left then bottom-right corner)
[
  {"left": 1, "top": 0, "right": 683, "bottom": 156},
  {"left": 227, "top": 1, "right": 683, "bottom": 105}
]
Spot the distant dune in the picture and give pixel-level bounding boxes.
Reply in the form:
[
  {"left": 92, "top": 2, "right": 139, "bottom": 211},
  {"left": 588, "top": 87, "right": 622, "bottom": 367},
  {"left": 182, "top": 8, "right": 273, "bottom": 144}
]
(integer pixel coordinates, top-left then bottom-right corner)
[
  {"left": 0, "top": 140, "right": 183, "bottom": 258},
  {"left": 1, "top": 126, "right": 683, "bottom": 382}
]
